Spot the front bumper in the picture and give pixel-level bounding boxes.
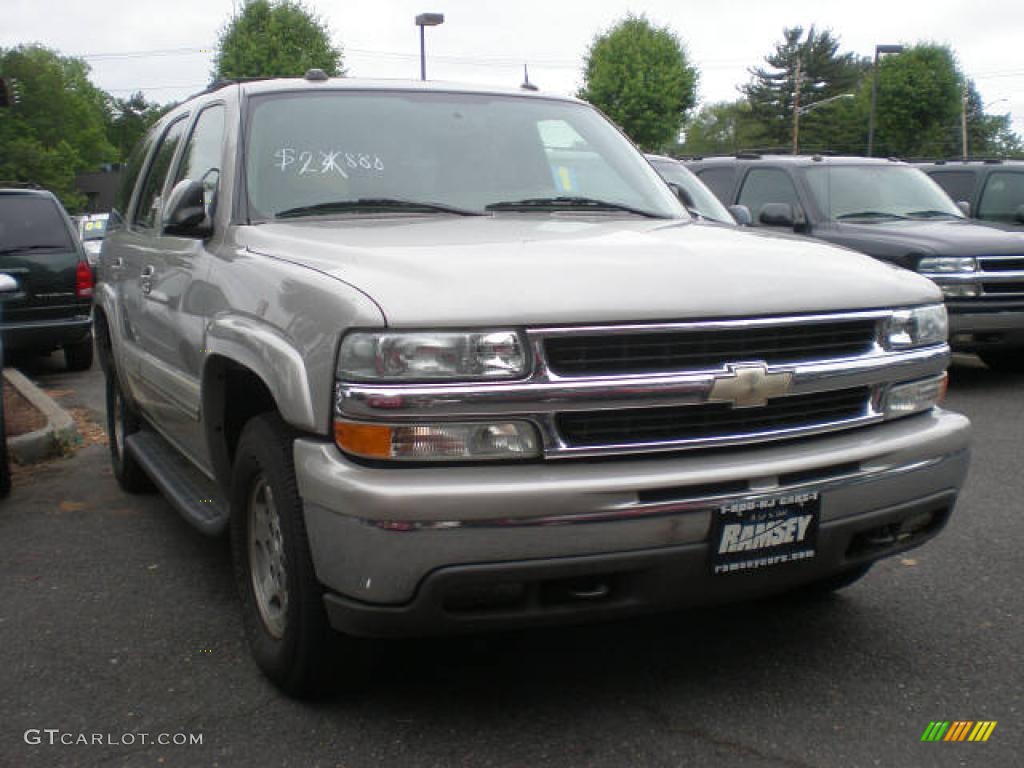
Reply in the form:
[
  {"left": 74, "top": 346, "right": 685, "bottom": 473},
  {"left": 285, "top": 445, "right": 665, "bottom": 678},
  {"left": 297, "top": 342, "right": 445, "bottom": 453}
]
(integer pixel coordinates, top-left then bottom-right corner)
[
  {"left": 946, "top": 304, "right": 1024, "bottom": 351},
  {"left": 295, "top": 409, "right": 970, "bottom": 637}
]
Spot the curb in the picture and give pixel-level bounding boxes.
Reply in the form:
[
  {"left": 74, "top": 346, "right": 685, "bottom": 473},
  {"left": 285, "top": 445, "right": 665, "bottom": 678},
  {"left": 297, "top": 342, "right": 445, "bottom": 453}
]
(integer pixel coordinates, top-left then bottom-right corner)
[{"left": 3, "top": 368, "right": 80, "bottom": 464}]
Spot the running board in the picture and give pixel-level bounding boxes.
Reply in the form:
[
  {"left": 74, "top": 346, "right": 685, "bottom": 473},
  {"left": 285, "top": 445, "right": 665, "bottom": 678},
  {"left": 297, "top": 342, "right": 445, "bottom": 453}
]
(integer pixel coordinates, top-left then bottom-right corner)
[{"left": 125, "top": 430, "right": 229, "bottom": 536}]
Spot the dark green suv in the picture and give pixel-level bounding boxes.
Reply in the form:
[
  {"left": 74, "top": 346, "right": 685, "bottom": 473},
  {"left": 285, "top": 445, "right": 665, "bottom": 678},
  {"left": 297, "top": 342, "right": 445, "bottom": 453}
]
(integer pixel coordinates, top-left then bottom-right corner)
[{"left": 0, "top": 187, "right": 94, "bottom": 370}]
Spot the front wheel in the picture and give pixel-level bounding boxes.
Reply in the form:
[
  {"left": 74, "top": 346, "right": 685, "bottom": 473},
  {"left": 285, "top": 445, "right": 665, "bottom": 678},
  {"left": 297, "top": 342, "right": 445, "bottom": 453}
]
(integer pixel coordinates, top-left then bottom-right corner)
[
  {"left": 230, "top": 413, "right": 336, "bottom": 697},
  {"left": 977, "top": 349, "right": 1024, "bottom": 374}
]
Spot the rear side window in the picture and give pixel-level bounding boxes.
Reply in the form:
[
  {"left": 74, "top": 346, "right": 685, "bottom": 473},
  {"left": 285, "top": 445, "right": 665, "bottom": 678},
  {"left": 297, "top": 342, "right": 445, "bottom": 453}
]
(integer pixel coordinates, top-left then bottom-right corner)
[
  {"left": 133, "top": 115, "right": 189, "bottom": 230},
  {"left": 0, "top": 195, "right": 73, "bottom": 253},
  {"left": 928, "top": 171, "right": 977, "bottom": 205},
  {"left": 977, "top": 171, "right": 1024, "bottom": 222},
  {"left": 737, "top": 168, "right": 801, "bottom": 225},
  {"left": 111, "top": 128, "right": 159, "bottom": 230},
  {"left": 694, "top": 167, "right": 736, "bottom": 203}
]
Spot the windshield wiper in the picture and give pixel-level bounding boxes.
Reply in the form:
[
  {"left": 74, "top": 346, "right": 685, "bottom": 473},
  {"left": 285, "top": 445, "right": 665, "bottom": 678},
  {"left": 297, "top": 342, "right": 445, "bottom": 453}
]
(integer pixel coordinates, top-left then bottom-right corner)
[
  {"left": 484, "top": 196, "right": 667, "bottom": 219},
  {"left": 835, "top": 211, "right": 908, "bottom": 221},
  {"left": 905, "top": 210, "right": 961, "bottom": 219},
  {"left": 0, "top": 244, "right": 70, "bottom": 255},
  {"left": 276, "top": 198, "right": 483, "bottom": 219}
]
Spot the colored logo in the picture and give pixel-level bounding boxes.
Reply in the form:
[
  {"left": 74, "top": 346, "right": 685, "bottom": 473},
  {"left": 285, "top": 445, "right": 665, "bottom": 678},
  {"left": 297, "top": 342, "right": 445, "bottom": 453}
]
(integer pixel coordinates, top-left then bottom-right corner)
[{"left": 921, "top": 721, "right": 997, "bottom": 742}]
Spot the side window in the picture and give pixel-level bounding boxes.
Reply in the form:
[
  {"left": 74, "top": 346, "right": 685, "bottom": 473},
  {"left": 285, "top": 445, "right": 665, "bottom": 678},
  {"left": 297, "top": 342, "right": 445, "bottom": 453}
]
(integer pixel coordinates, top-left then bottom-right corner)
[
  {"left": 694, "top": 167, "right": 735, "bottom": 204},
  {"left": 110, "top": 128, "right": 159, "bottom": 230},
  {"left": 977, "top": 172, "right": 1024, "bottom": 222},
  {"left": 928, "top": 171, "right": 977, "bottom": 206},
  {"left": 133, "top": 115, "right": 189, "bottom": 230},
  {"left": 737, "top": 168, "right": 801, "bottom": 225},
  {"left": 173, "top": 104, "right": 225, "bottom": 203}
]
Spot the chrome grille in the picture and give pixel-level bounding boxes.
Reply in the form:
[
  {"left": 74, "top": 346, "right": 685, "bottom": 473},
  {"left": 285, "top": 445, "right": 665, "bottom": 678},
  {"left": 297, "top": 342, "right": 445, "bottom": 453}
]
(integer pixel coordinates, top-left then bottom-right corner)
[
  {"left": 543, "top": 319, "right": 879, "bottom": 376},
  {"left": 556, "top": 388, "right": 871, "bottom": 448},
  {"left": 978, "top": 256, "right": 1024, "bottom": 272}
]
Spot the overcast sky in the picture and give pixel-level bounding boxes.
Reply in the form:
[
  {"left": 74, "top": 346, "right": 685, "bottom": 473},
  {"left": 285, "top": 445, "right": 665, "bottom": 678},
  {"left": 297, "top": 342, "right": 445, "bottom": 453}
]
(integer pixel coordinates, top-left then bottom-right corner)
[{"left": 5, "top": 0, "right": 1024, "bottom": 138}]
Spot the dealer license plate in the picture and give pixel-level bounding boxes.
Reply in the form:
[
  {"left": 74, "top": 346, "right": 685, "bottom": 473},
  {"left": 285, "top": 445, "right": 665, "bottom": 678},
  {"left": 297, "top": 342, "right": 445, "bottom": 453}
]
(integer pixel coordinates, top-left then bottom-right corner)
[{"left": 710, "top": 491, "right": 820, "bottom": 575}]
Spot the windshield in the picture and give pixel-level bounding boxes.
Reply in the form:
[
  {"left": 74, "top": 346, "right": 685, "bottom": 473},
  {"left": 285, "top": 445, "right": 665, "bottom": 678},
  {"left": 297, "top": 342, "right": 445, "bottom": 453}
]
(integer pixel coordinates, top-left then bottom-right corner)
[
  {"left": 0, "top": 194, "right": 74, "bottom": 253},
  {"left": 245, "top": 90, "right": 684, "bottom": 220},
  {"left": 805, "top": 165, "right": 964, "bottom": 221},
  {"left": 649, "top": 159, "right": 735, "bottom": 224}
]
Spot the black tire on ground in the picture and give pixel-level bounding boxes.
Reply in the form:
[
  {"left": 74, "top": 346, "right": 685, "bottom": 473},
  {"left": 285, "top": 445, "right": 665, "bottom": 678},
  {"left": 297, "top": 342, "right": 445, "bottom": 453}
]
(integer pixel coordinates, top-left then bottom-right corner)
[
  {"left": 799, "top": 563, "right": 873, "bottom": 597},
  {"left": 230, "top": 412, "right": 339, "bottom": 697},
  {"left": 0, "top": 374, "right": 11, "bottom": 499},
  {"left": 977, "top": 349, "right": 1024, "bottom": 374},
  {"left": 64, "top": 335, "right": 94, "bottom": 372},
  {"left": 105, "top": 369, "right": 154, "bottom": 493}
]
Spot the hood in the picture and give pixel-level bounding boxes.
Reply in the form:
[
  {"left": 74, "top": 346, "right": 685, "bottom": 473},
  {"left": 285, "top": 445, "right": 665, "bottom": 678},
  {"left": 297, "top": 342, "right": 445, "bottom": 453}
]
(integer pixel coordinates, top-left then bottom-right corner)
[
  {"left": 830, "top": 218, "right": 1024, "bottom": 257},
  {"left": 239, "top": 215, "right": 941, "bottom": 327}
]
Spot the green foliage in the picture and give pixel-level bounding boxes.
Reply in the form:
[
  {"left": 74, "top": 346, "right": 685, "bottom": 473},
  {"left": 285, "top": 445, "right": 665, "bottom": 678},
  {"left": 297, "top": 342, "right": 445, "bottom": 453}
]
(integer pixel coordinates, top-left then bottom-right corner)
[
  {"left": 0, "top": 45, "right": 117, "bottom": 210},
  {"left": 677, "top": 100, "right": 768, "bottom": 156},
  {"left": 742, "top": 26, "right": 868, "bottom": 150},
  {"left": 107, "top": 91, "right": 169, "bottom": 163},
  {"left": 578, "top": 14, "right": 698, "bottom": 152},
  {"left": 214, "top": 0, "right": 344, "bottom": 81}
]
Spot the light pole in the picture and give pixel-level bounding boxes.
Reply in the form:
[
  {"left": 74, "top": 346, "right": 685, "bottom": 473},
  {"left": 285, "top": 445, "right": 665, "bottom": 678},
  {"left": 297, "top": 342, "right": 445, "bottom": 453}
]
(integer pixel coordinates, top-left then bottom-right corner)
[
  {"left": 415, "top": 12, "right": 444, "bottom": 81},
  {"left": 867, "top": 44, "right": 904, "bottom": 157}
]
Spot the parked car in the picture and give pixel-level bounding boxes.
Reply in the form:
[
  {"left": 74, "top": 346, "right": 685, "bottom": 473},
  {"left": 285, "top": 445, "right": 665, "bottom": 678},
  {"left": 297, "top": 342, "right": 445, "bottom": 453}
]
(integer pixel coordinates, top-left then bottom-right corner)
[
  {"left": 77, "top": 212, "right": 110, "bottom": 264},
  {"left": 686, "top": 154, "right": 1024, "bottom": 372},
  {"left": 0, "top": 187, "right": 94, "bottom": 371},
  {"left": 98, "top": 74, "right": 968, "bottom": 696},
  {"left": 645, "top": 154, "right": 747, "bottom": 225},
  {"left": 918, "top": 159, "right": 1024, "bottom": 230}
]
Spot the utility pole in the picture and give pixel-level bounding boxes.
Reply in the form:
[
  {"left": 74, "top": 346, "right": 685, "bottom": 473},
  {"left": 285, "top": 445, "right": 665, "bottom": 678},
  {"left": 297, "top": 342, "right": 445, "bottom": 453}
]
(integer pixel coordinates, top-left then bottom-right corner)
[
  {"left": 792, "top": 58, "right": 802, "bottom": 155},
  {"left": 961, "top": 86, "right": 969, "bottom": 160}
]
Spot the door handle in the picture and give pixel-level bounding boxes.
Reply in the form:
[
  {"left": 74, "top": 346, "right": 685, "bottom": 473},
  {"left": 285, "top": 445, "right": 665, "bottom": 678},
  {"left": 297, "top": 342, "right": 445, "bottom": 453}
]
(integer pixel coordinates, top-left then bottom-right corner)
[{"left": 140, "top": 265, "right": 155, "bottom": 295}]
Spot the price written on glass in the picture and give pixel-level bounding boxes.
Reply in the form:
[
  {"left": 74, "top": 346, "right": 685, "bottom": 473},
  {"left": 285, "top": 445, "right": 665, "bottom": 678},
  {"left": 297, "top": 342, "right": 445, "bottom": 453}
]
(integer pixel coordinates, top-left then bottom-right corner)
[{"left": 273, "top": 148, "right": 385, "bottom": 178}]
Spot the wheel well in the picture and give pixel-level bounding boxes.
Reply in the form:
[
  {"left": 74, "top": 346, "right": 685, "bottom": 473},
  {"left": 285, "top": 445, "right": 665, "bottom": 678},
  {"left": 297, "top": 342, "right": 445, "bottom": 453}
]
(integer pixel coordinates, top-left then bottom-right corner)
[
  {"left": 94, "top": 308, "right": 113, "bottom": 376},
  {"left": 204, "top": 357, "right": 277, "bottom": 489}
]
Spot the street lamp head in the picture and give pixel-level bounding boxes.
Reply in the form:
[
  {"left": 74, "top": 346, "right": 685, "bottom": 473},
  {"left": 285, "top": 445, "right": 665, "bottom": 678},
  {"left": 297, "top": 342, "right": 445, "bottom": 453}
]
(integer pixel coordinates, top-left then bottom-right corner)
[
  {"left": 416, "top": 13, "right": 445, "bottom": 26},
  {"left": 875, "top": 44, "right": 905, "bottom": 55}
]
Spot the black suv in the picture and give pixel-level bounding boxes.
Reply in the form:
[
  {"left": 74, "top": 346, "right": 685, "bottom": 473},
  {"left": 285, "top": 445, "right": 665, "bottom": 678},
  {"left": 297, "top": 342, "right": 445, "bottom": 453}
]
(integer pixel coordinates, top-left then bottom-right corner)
[
  {"left": 686, "top": 155, "right": 1024, "bottom": 372},
  {"left": 0, "top": 187, "right": 94, "bottom": 370},
  {"left": 918, "top": 159, "right": 1024, "bottom": 230}
]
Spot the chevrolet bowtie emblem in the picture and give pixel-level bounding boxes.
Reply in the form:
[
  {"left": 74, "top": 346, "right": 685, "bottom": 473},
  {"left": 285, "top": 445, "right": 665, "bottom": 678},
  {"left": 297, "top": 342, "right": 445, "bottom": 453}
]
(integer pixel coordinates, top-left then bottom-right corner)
[{"left": 708, "top": 364, "right": 793, "bottom": 408}]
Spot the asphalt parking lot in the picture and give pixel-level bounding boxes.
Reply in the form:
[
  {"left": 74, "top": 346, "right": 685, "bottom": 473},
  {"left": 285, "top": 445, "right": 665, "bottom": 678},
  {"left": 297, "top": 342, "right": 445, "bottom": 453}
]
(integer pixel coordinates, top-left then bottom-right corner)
[{"left": 1, "top": 355, "right": 1020, "bottom": 768}]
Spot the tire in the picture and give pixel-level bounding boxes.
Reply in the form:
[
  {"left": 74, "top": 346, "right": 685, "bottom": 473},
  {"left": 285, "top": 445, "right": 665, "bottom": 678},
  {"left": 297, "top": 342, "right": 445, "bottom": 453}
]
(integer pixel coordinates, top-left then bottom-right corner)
[
  {"left": 799, "top": 563, "right": 873, "bottom": 597},
  {"left": 65, "top": 335, "right": 95, "bottom": 372},
  {"left": 230, "top": 413, "right": 337, "bottom": 697},
  {"left": 105, "top": 369, "right": 154, "bottom": 493},
  {"left": 977, "top": 349, "right": 1024, "bottom": 374},
  {"left": 0, "top": 374, "right": 11, "bottom": 499}
]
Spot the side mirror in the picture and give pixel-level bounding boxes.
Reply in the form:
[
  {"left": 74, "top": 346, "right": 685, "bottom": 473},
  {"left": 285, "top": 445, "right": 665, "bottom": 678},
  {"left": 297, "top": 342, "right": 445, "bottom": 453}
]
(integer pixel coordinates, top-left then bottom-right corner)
[
  {"left": 667, "top": 181, "right": 695, "bottom": 209},
  {"left": 956, "top": 200, "right": 971, "bottom": 217},
  {"left": 162, "top": 179, "right": 213, "bottom": 238},
  {"left": 728, "top": 204, "right": 752, "bottom": 226},
  {"left": 758, "top": 202, "right": 796, "bottom": 228},
  {"left": 1015, "top": 204, "right": 1024, "bottom": 224}
]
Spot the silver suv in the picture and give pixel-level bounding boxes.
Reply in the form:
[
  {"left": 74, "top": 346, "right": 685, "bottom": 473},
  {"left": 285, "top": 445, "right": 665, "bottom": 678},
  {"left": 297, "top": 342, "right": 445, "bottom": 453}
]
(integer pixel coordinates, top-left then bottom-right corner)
[{"left": 97, "top": 74, "right": 970, "bottom": 696}]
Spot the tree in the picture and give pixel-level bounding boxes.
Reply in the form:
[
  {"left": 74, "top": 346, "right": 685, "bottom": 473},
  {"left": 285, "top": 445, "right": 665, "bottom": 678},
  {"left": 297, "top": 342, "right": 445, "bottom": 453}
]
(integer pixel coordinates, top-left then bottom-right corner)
[
  {"left": 677, "top": 100, "right": 768, "bottom": 156},
  {"left": 742, "top": 26, "right": 867, "bottom": 150},
  {"left": 106, "top": 91, "right": 169, "bottom": 163},
  {"left": 0, "top": 45, "right": 117, "bottom": 210},
  {"left": 214, "top": 0, "right": 344, "bottom": 81},
  {"left": 578, "top": 15, "right": 698, "bottom": 152}
]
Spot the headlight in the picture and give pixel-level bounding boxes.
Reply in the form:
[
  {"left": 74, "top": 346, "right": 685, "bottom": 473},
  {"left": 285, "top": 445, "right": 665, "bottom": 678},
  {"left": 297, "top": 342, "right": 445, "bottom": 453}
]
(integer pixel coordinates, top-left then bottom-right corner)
[
  {"left": 338, "top": 330, "right": 528, "bottom": 381},
  {"left": 334, "top": 420, "right": 540, "bottom": 461},
  {"left": 917, "top": 256, "right": 977, "bottom": 273},
  {"left": 939, "top": 283, "right": 981, "bottom": 299},
  {"left": 884, "top": 305, "right": 948, "bottom": 349},
  {"left": 884, "top": 374, "right": 948, "bottom": 417}
]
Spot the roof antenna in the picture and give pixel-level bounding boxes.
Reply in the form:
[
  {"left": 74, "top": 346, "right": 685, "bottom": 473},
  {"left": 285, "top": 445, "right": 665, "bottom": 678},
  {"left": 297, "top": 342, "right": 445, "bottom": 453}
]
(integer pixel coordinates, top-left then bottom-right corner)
[{"left": 521, "top": 63, "right": 538, "bottom": 91}]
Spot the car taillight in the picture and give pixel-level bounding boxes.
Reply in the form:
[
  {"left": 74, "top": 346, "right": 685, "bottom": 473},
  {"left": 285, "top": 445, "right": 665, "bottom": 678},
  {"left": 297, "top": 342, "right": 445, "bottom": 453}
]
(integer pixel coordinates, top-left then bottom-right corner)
[{"left": 75, "top": 259, "right": 94, "bottom": 299}]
